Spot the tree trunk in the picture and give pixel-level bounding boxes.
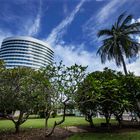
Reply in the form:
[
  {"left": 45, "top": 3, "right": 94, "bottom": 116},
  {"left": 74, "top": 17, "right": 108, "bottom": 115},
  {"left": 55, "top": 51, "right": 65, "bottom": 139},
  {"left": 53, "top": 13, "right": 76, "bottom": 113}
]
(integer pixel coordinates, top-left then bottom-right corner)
[
  {"left": 105, "top": 114, "right": 110, "bottom": 127},
  {"left": 105, "top": 117, "right": 109, "bottom": 125},
  {"left": 15, "top": 123, "right": 20, "bottom": 133},
  {"left": 44, "top": 110, "right": 50, "bottom": 130},
  {"left": 116, "top": 116, "right": 122, "bottom": 128},
  {"left": 14, "top": 111, "right": 24, "bottom": 133},
  {"left": 85, "top": 113, "right": 94, "bottom": 127},
  {"left": 89, "top": 117, "right": 94, "bottom": 127},
  {"left": 45, "top": 98, "right": 69, "bottom": 137},
  {"left": 121, "top": 54, "right": 128, "bottom": 75}
]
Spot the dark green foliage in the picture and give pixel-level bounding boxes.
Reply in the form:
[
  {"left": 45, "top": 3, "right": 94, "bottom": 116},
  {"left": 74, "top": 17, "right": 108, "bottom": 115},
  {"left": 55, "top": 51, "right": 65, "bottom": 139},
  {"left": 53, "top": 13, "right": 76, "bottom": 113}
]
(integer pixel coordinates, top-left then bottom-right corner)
[
  {"left": 122, "top": 74, "right": 140, "bottom": 119},
  {"left": 0, "top": 61, "right": 50, "bottom": 133},
  {"left": 38, "top": 111, "right": 45, "bottom": 118},
  {"left": 76, "top": 67, "right": 140, "bottom": 127}
]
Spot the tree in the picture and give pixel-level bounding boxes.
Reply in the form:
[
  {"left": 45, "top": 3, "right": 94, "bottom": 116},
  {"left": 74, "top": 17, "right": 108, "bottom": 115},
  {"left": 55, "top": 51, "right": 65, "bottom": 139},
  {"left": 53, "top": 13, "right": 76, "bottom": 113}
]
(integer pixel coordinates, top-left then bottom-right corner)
[
  {"left": 0, "top": 66, "right": 45, "bottom": 133},
  {"left": 92, "top": 68, "right": 121, "bottom": 126},
  {"left": 76, "top": 68, "right": 131, "bottom": 127},
  {"left": 122, "top": 73, "right": 140, "bottom": 120},
  {"left": 76, "top": 72, "right": 100, "bottom": 127},
  {"left": 97, "top": 13, "right": 140, "bottom": 75},
  {"left": 38, "top": 62, "right": 87, "bottom": 137}
]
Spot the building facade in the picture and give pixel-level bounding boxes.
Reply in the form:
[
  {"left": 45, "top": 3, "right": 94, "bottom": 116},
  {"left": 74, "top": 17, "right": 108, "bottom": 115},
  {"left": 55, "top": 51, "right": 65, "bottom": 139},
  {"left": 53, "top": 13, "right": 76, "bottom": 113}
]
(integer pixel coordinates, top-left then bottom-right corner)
[{"left": 0, "top": 36, "right": 54, "bottom": 69}]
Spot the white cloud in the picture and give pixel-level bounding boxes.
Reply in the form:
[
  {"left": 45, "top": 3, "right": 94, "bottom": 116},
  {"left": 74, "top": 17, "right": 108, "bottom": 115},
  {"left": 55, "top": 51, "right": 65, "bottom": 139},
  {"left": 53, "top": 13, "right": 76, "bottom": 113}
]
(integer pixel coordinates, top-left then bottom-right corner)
[
  {"left": 54, "top": 43, "right": 118, "bottom": 72},
  {"left": 53, "top": 42, "right": 140, "bottom": 75},
  {"left": 27, "top": 0, "right": 42, "bottom": 36},
  {"left": 46, "top": 0, "right": 85, "bottom": 45},
  {"left": 0, "top": 1, "right": 42, "bottom": 45},
  {"left": 83, "top": 0, "right": 128, "bottom": 44},
  {"left": 96, "top": 0, "right": 127, "bottom": 23},
  {"left": 127, "top": 58, "right": 140, "bottom": 76},
  {"left": 131, "top": 18, "right": 140, "bottom": 24},
  {"left": 45, "top": 0, "right": 89, "bottom": 71},
  {"left": 136, "top": 36, "right": 140, "bottom": 43},
  {"left": 0, "top": 30, "right": 12, "bottom": 48}
]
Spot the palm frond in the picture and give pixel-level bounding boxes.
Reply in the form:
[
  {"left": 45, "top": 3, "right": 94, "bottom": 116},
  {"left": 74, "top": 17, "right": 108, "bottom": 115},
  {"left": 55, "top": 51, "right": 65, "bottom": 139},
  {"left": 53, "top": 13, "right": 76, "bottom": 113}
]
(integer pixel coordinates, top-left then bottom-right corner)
[
  {"left": 120, "top": 36, "right": 140, "bottom": 58},
  {"left": 120, "top": 14, "right": 133, "bottom": 28},
  {"left": 97, "top": 39, "right": 114, "bottom": 64},
  {"left": 116, "top": 12, "right": 126, "bottom": 28},
  {"left": 124, "top": 22, "right": 140, "bottom": 31},
  {"left": 125, "top": 30, "right": 140, "bottom": 35},
  {"left": 102, "top": 37, "right": 114, "bottom": 44},
  {"left": 97, "top": 29, "right": 112, "bottom": 37}
]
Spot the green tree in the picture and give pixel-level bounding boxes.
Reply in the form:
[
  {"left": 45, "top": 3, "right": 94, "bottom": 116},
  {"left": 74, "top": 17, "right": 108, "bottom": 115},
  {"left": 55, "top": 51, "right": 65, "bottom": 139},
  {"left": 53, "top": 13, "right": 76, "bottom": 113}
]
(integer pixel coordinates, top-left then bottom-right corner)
[
  {"left": 76, "top": 72, "right": 100, "bottom": 127},
  {"left": 76, "top": 68, "right": 131, "bottom": 127},
  {"left": 122, "top": 73, "right": 140, "bottom": 120},
  {"left": 38, "top": 62, "right": 87, "bottom": 137},
  {"left": 0, "top": 66, "right": 44, "bottom": 133},
  {"left": 91, "top": 68, "right": 121, "bottom": 126},
  {"left": 97, "top": 13, "right": 140, "bottom": 75}
]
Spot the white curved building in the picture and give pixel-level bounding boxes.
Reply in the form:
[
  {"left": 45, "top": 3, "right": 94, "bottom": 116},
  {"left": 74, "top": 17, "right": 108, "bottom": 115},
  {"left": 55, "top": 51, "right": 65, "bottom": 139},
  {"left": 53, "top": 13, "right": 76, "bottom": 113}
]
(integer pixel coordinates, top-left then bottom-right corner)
[{"left": 0, "top": 36, "right": 54, "bottom": 69}]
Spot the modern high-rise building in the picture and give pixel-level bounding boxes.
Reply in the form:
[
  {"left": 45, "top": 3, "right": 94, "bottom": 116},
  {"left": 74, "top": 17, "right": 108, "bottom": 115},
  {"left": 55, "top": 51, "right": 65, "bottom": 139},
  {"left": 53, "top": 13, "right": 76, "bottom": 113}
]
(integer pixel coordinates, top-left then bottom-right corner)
[{"left": 0, "top": 36, "right": 54, "bottom": 69}]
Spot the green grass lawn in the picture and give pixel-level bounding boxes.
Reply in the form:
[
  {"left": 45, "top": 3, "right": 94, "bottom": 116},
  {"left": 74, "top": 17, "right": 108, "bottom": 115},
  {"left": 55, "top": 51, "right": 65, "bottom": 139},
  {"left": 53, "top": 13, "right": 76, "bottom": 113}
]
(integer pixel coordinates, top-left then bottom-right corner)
[
  {"left": 0, "top": 117, "right": 117, "bottom": 131},
  {"left": 68, "top": 131, "right": 140, "bottom": 140},
  {"left": 0, "top": 117, "right": 86, "bottom": 131},
  {"left": 0, "top": 117, "right": 140, "bottom": 140}
]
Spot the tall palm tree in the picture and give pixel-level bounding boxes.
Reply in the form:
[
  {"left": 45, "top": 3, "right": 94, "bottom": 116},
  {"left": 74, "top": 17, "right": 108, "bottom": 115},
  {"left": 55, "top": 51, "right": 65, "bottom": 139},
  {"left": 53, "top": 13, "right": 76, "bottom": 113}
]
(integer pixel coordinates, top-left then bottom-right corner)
[{"left": 97, "top": 13, "right": 140, "bottom": 75}]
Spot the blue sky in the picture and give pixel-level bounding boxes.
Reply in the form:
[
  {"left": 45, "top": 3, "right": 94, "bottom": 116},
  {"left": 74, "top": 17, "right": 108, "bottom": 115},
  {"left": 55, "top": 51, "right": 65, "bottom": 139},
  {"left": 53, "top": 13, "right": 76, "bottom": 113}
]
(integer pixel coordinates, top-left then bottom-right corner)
[{"left": 0, "top": 0, "right": 140, "bottom": 74}]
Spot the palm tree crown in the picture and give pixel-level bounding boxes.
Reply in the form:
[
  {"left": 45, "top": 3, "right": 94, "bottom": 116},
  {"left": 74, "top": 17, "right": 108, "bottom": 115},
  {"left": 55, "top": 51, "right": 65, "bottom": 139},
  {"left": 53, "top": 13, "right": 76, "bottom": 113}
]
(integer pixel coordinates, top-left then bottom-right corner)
[{"left": 97, "top": 13, "right": 140, "bottom": 75}]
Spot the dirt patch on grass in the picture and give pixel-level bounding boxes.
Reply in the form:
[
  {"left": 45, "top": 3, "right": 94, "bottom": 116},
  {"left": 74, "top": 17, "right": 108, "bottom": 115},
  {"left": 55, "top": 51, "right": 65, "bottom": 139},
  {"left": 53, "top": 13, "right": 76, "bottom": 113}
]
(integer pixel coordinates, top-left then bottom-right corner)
[{"left": 0, "top": 128, "right": 73, "bottom": 140}]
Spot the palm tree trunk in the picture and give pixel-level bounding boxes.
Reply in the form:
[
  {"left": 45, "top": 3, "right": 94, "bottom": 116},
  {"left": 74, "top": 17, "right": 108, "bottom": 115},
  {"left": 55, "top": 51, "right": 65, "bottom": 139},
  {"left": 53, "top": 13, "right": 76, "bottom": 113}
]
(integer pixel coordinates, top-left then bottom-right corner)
[{"left": 121, "top": 54, "right": 128, "bottom": 75}]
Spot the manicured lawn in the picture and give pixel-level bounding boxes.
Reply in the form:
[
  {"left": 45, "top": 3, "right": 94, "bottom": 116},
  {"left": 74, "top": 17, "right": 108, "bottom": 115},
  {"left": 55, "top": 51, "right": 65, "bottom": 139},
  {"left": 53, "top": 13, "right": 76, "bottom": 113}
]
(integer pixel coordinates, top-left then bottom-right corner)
[
  {"left": 0, "top": 117, "right": 140, "bottom": 140},
  {"left": 68, "top": 131, "right": 140, "bottom": 140},
  {"left": 0, "top": 117, "right": 117, "bottom": 131},
  {"left": 0, "top": 117, "right": 87, "bottom": 131}
]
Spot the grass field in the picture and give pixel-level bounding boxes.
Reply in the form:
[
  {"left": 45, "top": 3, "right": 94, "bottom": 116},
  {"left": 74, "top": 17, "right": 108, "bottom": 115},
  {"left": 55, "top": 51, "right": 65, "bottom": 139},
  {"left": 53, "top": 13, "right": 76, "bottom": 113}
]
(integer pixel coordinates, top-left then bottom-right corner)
[
  {"left": 0, "top": 117, "right": 117, "bottom": 131},
  {"left": 0, "top": 117, "right": 140, "bottom": 140},
  {"left": 68, "top": 131, "right": 140, "bottom": 140}
]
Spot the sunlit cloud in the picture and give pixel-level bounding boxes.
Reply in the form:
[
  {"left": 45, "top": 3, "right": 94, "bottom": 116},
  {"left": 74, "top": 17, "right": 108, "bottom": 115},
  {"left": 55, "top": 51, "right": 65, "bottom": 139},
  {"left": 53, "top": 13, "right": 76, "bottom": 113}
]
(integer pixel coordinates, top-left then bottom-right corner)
[
  {"left": 27, "top": 0, "right": 42, "bottom": 36},
  {"left": 127, "top": 59, "right": 140, "bottom": 75},
  {"left": 0, "top": 30, "right": 13, "bottom": 47},
  {"left": 54, "top": 41, "right": 140, "bottom": 75},
  {"left": 83, "top": 0, "right": 128, "bottom": 45},
  {"left": 96, "top": 0, "right": 127, "bottom": 23},
  {"left": 54, "top": 43, "right": 118, "bottom": 72},
  {"left": 46, "top": 0, "right": 85, "bottom": 45}
]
